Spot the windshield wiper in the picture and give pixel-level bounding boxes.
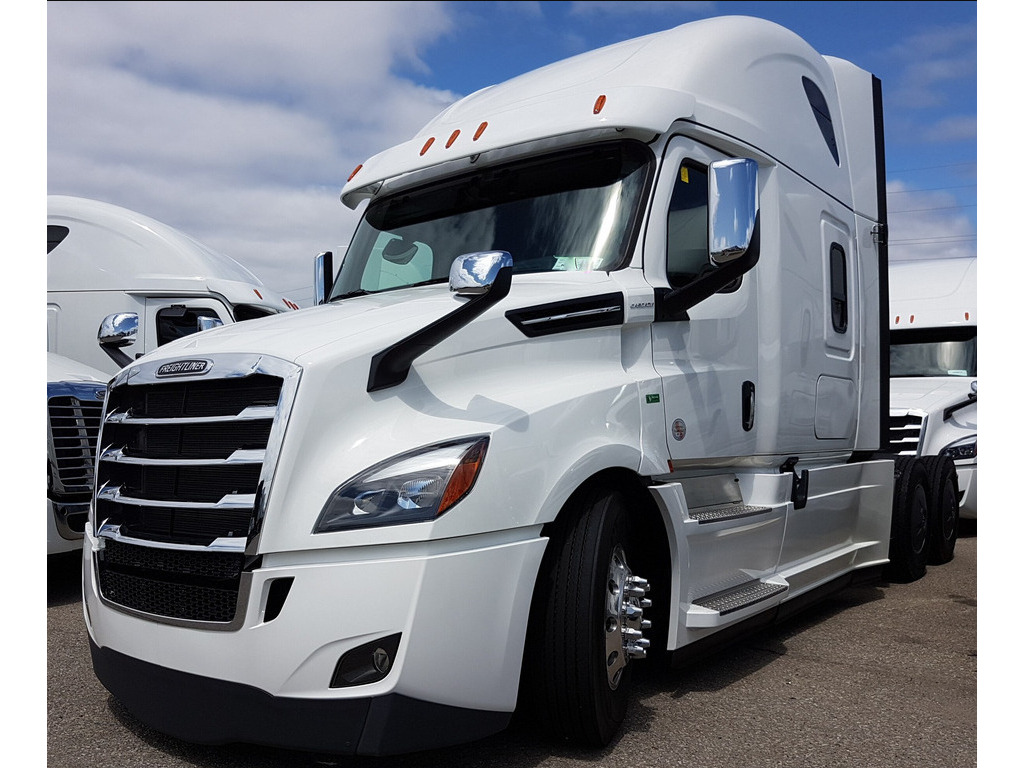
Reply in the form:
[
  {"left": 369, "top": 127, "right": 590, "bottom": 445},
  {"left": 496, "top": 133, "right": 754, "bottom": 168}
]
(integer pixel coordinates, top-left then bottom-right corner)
[{"left": 328, "top": 289, "right": 370, "bottom": 302}]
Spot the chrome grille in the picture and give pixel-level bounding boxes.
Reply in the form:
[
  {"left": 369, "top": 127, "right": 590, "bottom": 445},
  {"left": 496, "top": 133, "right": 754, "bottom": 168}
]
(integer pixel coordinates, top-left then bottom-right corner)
[
  {"left": 48, "top": 384, "right": 106, "bottom": 495},
  {"left": 889, "top": 409, "right": 925, "bottom": 456},
  {"left": 93, "top": 355, "right": 300, "bottom": 627}
]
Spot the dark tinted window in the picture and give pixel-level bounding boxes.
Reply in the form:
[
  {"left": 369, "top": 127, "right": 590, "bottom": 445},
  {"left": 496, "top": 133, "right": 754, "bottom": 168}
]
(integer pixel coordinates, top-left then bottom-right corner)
[
  {"left": 803, "top": 77, "right": 840, "bottom": 166},
  {"left": 829, "top": 243, "right": 848, "bottom": 333},
  {"left": 156, "top": 306, "right": 221, "bottom": 345},
  {"left": 48, "top": 225, "right": 69, "bottom": 254}
]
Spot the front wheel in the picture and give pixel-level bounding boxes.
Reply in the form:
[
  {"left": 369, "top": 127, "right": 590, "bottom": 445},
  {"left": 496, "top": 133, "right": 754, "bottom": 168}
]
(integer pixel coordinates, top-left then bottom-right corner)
[{"left": 527, "top": 485, "right": 652, "bottom": 747}]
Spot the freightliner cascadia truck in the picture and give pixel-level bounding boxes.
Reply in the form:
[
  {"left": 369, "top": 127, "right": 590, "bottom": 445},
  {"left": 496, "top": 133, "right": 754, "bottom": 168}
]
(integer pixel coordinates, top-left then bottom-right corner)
[
  {"left": 82, "top": 16, "right": 956, "bottom": 755},
  {"left": 888, "top": 256, "right": 977, "bottom": 531}
]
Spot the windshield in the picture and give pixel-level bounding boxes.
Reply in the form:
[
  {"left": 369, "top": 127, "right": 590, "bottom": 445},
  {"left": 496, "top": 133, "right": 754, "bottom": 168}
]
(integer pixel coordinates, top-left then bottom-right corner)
[
  {"left": 331, "top": 141, "right": 652, "bottom": 299},
  {"left": 890, "top": 326, "right": 977, "bottom": 377}
]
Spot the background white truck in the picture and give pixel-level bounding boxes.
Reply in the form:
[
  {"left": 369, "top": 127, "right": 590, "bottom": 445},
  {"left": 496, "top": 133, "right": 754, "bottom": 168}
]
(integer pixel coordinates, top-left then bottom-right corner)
[
  {"left": 888, "top": 256, "right": 977, "bottom": 527},
  {"left": 48, "top": 195, "right": 299, "bottom": 376},
  {"left": 82, "top": 16, "right": 955, "bottom": 755},
  {"left": 46, "top": 196, "right": 297, "bottom": 554}
]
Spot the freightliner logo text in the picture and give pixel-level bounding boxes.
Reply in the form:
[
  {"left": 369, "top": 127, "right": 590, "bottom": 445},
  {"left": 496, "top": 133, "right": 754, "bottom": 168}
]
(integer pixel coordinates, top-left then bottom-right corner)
[{"left": 156, "top": 359, "right": 211, "bottom": 376}]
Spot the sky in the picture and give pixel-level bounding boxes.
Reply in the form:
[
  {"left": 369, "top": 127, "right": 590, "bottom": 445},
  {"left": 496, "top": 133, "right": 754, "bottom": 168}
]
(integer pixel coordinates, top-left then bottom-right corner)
[{"left": 42, "top": 1, "right": 980, "bottom": 308}]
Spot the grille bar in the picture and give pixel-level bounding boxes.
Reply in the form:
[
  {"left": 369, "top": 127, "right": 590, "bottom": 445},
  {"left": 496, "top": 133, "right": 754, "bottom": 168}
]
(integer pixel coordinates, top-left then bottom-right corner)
[
  {"left": 99, "top": 447, "right": 266, "bottom": 466},
  {"left": 104, "top": 404, "right": 277, "bottom": 425},
  {"left": 97, "top": 485, "right": 256, "bottom": 510},
  {"left": 889, "top": 409, "right": 925, "bottom": 456}
]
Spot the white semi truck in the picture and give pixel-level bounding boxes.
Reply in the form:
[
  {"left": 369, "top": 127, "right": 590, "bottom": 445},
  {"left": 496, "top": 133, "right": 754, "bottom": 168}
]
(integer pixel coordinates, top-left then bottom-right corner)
[
  {"left": 889, "top": 257, "right": 977, "bottom": 526},
  {"left": 48, "top": 195, "right": 299, "bottom": 377},
  {"left": 82, "top": 16, "right": 954, "bottom": 755},
  {"left": 46, "top": 196, "right": 297, "bottom": 554}
]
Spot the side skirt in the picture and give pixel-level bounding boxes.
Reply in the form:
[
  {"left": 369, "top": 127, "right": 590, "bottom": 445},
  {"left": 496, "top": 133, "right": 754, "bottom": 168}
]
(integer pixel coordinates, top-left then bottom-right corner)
[{"left": 669, "top": 564, "right": 884, "bottom": 669}]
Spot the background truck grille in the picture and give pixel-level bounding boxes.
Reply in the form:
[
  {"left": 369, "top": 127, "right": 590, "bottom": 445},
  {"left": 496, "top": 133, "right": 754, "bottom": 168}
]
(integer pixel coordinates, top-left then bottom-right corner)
[
  {"left": 48, "top": 390, "right": 104, "bottom": 494},
  {"left": 94, "top": 364, "right": 294, "bottom": 625},
  {"left": 888, "top": 410, "right": 924, "bottom": 456}
]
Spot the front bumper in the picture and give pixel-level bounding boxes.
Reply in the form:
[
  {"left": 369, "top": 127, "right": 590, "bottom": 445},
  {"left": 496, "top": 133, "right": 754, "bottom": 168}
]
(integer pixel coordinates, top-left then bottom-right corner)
[
  {"left": 89, "top": 640, "right": 511, "bottom": 755},
  {"left": 83, "top": 527, "right": 546, "bottom": 754}
]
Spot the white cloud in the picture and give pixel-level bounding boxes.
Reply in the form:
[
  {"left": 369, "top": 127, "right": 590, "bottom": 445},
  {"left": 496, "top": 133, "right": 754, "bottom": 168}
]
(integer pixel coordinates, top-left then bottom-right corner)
[
  {"left": 47, "top": 1, "right": 461, "bottom": 305},
  {"left": 886, "top": 180, "right": 976, "bottom": 262}
]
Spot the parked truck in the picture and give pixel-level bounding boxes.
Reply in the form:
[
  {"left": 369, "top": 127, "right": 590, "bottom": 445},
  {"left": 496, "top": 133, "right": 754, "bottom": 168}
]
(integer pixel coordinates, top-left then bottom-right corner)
[
  {"left": 48, "top": 195, "right": 299, "bottom": 376},
  {"left": 46, "top": 196, "right": 297, "bottom": 553},
  {"left": 82, "top": 16, "right": 953, "bottom": 755},
  {"left": 888, "top": 256, "right": 976, "bottom": 533}
]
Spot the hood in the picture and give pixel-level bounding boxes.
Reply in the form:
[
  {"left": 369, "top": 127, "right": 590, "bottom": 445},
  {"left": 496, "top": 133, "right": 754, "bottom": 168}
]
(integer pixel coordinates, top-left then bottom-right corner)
[
  {"left": 124, "top": 272, "right": 624, "bottom": 374},
  {"left": 46, "top": 352, "right": 110, "bottom": 385},
  {"left": 890, "top": 377, "right": 976, "bottom": 414}
]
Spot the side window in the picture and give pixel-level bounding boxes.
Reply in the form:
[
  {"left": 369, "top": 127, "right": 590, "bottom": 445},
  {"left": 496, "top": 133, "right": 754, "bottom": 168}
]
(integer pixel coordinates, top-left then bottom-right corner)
[
  {"left": 829, "top": 243, "right": 848, "bottom": 334},
  {"left": 666, "top": 163, "right": 709, "bottom": 287},
  {"left": 156, "top": 306, "right": 221, "bottom": 346}
]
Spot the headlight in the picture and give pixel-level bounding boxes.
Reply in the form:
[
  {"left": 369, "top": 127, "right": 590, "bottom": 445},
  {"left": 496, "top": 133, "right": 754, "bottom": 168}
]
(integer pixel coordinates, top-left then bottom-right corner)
[
  {"left": 313, "top": 436, "right": 489, "bottom": 533},
  {"left": 941, "top": 435, "right": 976, "bottom": 461}
]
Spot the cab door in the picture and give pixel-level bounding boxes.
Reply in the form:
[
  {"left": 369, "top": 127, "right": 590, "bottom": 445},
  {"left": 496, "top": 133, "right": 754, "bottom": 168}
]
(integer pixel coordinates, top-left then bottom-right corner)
[{"left": 646, "top": 137, "right": 760, "bottom": 464}]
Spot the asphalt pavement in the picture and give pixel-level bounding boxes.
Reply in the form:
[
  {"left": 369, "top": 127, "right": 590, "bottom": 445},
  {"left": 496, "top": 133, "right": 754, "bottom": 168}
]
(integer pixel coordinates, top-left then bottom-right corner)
[{"left": 46, "top": 523, "right": 977, "bottom": 768}]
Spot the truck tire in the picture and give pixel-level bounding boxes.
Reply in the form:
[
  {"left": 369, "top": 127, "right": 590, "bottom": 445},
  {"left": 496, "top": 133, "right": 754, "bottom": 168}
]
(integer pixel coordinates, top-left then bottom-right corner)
[
  {"left": 885, "top": 456, "right": 929, "bottom": 583},
  {"left": 529, "top": 485, "right": 651, "bottom": 747},
  {"left": 921, "top": 455, "right": 959, "bottom": 565}
]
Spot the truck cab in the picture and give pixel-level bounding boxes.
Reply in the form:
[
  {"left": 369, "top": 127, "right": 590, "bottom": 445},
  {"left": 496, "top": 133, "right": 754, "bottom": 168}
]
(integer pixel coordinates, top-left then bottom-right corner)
[
  {"left": 889, "top": 257, "right": 977, "bottom": 518},
  {"left": 47, "top": 195, "right": 298, "bottom": 376}
]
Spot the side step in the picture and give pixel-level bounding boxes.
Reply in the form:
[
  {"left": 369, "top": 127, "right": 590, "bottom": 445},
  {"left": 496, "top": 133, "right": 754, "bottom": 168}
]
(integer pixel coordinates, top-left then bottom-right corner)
[
  {"left": 687, "top": 578, "right": 788, "bottom": 628},
  {"left": 688, "top": 502, "right": 772, "bottom": 524}
]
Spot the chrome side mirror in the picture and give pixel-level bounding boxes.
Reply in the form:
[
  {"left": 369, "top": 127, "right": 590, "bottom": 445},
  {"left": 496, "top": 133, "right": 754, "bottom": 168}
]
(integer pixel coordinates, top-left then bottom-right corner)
[
  {"left": 709, "top": 158, "right": 758, "bottom": 265},
  {"left": 314, "top": 250, "right": 334, "bottom": 305},
  {"left": 197, "top": 316, "right": 224, "bottom": 332},
  {"left": 449, "top": 251, "right": 514, "bottom": 296},
  {"left": 97, "top": 312, "right": 139, "bottom": 369}
]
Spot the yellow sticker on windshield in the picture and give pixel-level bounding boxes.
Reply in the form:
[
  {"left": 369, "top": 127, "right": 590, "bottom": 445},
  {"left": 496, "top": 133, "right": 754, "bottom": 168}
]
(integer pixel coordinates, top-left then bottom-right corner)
[{"left": 680, "top": 167, "right": 689, "bottom": 183}]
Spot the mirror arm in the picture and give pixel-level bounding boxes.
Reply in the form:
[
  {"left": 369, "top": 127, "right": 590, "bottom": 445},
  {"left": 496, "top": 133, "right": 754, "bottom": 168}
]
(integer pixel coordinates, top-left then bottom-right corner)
[
  {"left": 656, "top": 216, "right": 760, "bottom": 321},
  {"left": 366, "top": 266, "right": 512, "bottom": 392},
  {"left": 100, "top": 346, "right": 134, "bottom": 369}
]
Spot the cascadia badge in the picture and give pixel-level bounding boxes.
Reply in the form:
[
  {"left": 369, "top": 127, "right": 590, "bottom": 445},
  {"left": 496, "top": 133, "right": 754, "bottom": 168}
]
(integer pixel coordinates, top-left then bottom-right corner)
[{"left": 156, "top": 359, "right": 211, "bottom": 377}]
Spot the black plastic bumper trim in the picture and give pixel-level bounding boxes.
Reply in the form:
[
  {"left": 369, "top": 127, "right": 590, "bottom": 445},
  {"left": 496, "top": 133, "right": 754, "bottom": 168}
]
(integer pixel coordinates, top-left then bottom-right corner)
[{"left": 90, "top": 640, "right": 511, "bottom": 756}]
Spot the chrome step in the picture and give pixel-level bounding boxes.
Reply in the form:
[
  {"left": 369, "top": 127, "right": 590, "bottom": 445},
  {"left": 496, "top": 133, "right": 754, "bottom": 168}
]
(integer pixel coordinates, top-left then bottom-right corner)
[
  {"left": 693, "top": 579, "right": 787, "bottom": 616},
  {"left": 688, "top": 502, "right": 772, "bottom": 524}
]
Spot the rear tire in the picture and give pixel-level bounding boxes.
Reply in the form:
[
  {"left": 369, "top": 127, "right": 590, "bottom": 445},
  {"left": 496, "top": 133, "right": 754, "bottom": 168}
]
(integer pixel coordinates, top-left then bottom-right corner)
[
  {"left": 922, "top": 455, "right": 958, "bottom": 565},
  {"left": 885, "top": 457, "right": 929, "bottom": 583},
  {"left": 527, "top": 485, "right": 651, "bottom": 747}
]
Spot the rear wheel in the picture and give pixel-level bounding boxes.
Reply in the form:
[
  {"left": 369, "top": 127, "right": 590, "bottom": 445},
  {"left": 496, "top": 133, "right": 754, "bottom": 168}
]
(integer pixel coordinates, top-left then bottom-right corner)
[
  {"left": 922, "top": 455, "right": 958, "bottom": 565},
  {"left": 529, "top": 485, "right": 652, "bottom": 747},
  {"left": 885, "top": 457, "right": 929, "bottom": 583}
]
